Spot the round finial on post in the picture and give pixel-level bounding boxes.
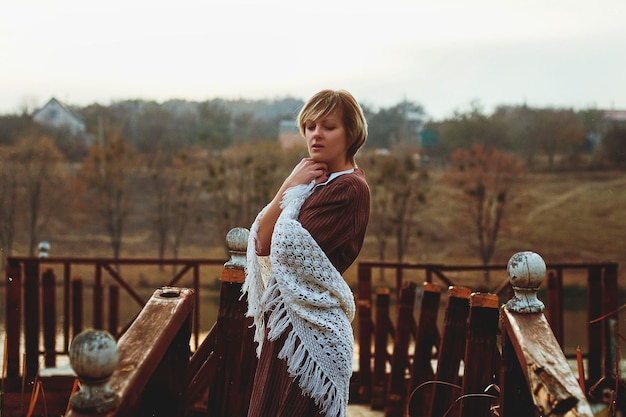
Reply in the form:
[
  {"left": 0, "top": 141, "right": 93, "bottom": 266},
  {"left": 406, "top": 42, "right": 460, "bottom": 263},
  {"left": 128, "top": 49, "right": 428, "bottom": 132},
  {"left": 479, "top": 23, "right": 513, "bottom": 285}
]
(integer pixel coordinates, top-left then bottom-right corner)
[
  {"left": 224, "top": 227, "right": 249, "bottom": 269},
  {"left": 69, "top": 330, "right": 120, "bottom": 413},
  {"left": 505, "top": 251, "right": 546, "bottom": 313},
  {"left": 38, "top": 241, "right": 51, "bottom": 258}
]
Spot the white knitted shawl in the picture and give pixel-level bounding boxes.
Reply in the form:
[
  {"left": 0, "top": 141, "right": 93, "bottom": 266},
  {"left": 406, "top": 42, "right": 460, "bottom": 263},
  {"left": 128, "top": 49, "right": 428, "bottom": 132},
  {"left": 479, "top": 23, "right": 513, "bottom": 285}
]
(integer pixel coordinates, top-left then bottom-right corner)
[{"left": 242, "top": 180, "right": 356, "bottom": 417}]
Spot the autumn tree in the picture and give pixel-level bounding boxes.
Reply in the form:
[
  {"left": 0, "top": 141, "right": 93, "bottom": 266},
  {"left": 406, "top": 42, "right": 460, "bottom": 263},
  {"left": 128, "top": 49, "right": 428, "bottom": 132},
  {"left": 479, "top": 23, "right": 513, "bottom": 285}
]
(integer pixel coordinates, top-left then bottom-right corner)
[
  {"left": 444, "top": 144, "right": 525, "bottom": 282},
  {"left": 366, "top": 100, "right": 426, "bottom": 149},
  {"left": 0, "top": 146, "right": 19, "bottom": 267},
  {"left": 203, "top": 140, "right": 302, "bottom": 253},
  {"left": 78, "top": 130, "right": 139, "bottom": 261},
  {"left": 12, "top": 135, "right": 66, "bottom": 255},
  {"left": 149, "top": 147, "right": 204, "bottom": 263},
  {"left": 361, "top": 147, "right": 429, "bottom": 263},
  {"left": 600, "top": 125, "right": 626, "bottom": 168}
]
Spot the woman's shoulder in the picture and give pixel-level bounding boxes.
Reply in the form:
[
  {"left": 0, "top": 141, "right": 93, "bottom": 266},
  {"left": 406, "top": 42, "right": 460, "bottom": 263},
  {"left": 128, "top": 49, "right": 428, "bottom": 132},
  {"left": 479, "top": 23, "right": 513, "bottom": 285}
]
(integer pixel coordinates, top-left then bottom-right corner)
[{"left": 334, "top": 168, "right": 368, "bottom": 187}]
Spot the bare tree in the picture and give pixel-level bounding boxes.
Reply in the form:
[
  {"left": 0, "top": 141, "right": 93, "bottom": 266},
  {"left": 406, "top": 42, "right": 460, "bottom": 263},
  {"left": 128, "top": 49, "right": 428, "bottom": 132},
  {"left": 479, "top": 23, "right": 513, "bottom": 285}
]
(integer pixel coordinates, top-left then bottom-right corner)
[
  {"left": 361, "top": 147, "right": 429, "bottom": 264},
  {"left": 79, "top": 130, "right": 139, "bottom": 261},
  {"left": 444, "top": 143, "right": 525, "bottom": 283},
  {"left": 12, "top": 135, "right": 65, "bottom": 255},
  {"left": 149, "top": 147, "right": 203, "bottom": 264},
  {"left": 203, "top": 140, "right": 302, "bottom": 254},
  {"left": 0, "top": 146, "right": 19, "bottom": 267}
]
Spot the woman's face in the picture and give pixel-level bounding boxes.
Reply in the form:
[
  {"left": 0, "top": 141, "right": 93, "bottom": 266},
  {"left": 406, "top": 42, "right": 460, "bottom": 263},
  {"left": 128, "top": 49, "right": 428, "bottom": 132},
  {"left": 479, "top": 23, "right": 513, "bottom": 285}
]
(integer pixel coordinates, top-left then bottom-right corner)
[{"left": 304, "top": 109, "right": 352, "bottom": 172}]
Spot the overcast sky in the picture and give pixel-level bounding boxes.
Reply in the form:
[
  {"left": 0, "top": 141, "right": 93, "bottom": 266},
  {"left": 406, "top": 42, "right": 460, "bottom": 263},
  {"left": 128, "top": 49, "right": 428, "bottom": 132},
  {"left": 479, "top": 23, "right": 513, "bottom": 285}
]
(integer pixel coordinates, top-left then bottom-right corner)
[{"left": 2, "top": 0, "right": 625, "bottom": 119}]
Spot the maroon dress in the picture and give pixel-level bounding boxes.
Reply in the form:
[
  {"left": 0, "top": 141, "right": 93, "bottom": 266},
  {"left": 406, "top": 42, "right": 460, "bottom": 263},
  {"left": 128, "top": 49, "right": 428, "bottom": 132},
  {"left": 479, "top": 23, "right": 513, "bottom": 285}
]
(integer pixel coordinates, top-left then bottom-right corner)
[{"left": 247, "top": 169, "right": 370, "bottom": 417}]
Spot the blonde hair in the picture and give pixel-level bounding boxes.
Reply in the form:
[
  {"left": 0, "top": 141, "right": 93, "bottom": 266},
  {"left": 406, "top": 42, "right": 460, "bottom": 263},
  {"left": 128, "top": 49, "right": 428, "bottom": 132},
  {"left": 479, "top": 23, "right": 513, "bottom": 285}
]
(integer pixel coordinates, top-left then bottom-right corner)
[{"left": 297, "top": 89, "right": 368, "bottom": 165}]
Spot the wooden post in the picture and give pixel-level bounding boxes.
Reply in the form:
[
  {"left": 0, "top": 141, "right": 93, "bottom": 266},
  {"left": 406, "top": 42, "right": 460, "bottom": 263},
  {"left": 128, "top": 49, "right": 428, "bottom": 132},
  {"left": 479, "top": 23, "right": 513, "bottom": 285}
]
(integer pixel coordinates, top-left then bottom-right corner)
[
  {"left": 94, "top": 263, "right": 104, "bottom": 329},
  {"left": 72, "top": 277, "right": 84, "bottom": 338},
  {"left": 407, "top": 282, "right": 441, "bottom": 417},
  {"left": 108, "top": 284, "right": 120, "bottom": 337},
  {"left": 355, "top": 262, "right": 373, "bottom": 402},
  {"left": 23, "top": 258, "right": 40, "bottom": 378},
  {"left": 5, "top": 257, "right": 22, "bottom": 378},
  {"left": 207, "top": 227, "right": 256, "bottom": 417},
  {"left": 459, "top": 292, "right": 500, "bottom": 417},
  {"left": 68, "top": 330, "right": 120, "bottom": 413},
  {"left": 63, "top": 261, "right": 72, "bottom": 352},
  {"left": 372, "top": 288, "right": 393, "bottom": 410},
  {"left": 547, "top": 269, "right": 564, "bottom": 347},
  {"left": 501, "top": 251, "right": 593, "bottom": 417},
  {"left": 385, "top": 281, "right": 417, "bottom": 417},
  {"left": 42, "top": 268, "right": 57, "bottom": 367},
  {"left": 602, "top": 263, "right": 619, "bottom": 376},
  {"left": 587, "top": 266, "right": 602, "bottom": 383},
  {"left": 67, "top": 286, "right": 195, "bottom": 417},
  {"left": 428, "top": 286, "right": 471, "bottom": 417}
]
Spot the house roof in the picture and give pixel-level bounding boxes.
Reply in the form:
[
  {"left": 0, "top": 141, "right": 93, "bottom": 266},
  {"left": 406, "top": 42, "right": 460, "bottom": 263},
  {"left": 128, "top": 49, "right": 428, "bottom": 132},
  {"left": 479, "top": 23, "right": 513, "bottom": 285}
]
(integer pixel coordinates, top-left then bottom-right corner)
[{"left": 603, "top": 110, "right": 626, "bottom": 122}]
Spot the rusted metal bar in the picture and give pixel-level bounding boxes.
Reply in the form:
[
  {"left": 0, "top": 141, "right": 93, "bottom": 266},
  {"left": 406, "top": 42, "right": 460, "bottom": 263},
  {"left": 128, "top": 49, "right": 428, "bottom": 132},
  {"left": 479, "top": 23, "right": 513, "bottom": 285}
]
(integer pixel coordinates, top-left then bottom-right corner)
[
  {"left": 385, "top": 281, "right": 417, "bottom": 417},
  {"left": 587, "top": 266, "right": 603, "bottom": 383},
  {"left": 42, "top": 268, "right": 57, "bottom": 367},
  {"left": 108, "top": 284, "right": 120, "bottom": 336},
  {"left": 428, "top": 286, "right": 471, "bottom": 417},
  {"left": 23, "top": 258, "right": 40, "bottom": 378},
  {"left": 5, "top": 257, "right": 22, "bottom": 378},
  {"left": 407, "top": 282, "right": 441, "bottom": 417},
  {"left": 72, "top": 277, "right": 84, "bottom": 338},
  {"left": 372, "top": 288, "right": 393, "bottom": 410},
  {"left": 547, "top": 269, "right": 564, "bottom": 347}
]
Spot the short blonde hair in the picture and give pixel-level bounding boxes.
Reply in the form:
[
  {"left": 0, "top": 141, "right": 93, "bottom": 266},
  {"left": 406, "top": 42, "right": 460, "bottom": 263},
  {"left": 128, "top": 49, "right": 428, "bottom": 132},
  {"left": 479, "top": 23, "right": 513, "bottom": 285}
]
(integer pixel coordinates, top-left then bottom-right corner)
[{"left": 297, "top": 89, "right": 368, "bottom": 165}]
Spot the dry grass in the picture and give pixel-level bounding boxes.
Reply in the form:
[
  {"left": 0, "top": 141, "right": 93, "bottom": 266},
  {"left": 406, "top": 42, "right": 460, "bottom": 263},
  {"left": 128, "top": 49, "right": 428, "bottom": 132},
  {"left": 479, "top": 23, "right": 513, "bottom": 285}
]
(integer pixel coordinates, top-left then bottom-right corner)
[{"left": 8, "top": 169, "right": 625, "bottom": 290}]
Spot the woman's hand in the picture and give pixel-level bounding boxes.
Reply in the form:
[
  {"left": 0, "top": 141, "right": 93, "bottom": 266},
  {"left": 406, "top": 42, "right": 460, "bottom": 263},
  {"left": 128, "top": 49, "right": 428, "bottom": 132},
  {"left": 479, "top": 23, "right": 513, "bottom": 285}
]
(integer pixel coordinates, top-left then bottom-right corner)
[
  {"left": 254, "top": 159, "right": 327, "bottom": 256},
  {"left": 282, "top": 158, "right": 328, "bottom": 188}
]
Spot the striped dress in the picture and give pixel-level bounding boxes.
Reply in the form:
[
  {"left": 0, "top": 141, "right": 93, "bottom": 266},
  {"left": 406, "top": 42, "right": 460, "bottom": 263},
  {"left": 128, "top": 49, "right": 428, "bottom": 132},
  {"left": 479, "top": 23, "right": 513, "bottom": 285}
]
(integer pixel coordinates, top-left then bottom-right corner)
[{"left": 247, "top": 169, "right": 370, "bottom": 417}]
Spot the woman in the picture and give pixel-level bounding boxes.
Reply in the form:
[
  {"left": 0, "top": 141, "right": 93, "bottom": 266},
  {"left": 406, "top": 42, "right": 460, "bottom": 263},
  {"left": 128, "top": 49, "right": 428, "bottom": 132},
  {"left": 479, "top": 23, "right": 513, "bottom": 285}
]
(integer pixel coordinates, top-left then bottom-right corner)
[{"left": 243, "top": 89, "right": 370, "bottom": 417}]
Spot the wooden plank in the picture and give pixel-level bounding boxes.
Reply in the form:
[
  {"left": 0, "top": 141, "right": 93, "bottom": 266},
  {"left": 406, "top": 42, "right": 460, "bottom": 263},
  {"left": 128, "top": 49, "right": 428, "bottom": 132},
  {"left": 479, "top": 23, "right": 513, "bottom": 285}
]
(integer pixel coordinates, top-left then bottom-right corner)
[
  {"left": 408, "top": 282, "right": 441, "bottom": 417},
  {"left": 428, "top": 286, "right": 471, "bottom": 417},
  {"left": 501, "top": 307, "right": 593, "bottom": 417},
  {"left": 5, "top": 258, "right": 22, "bottom": 378},
  {"left": 460, "top": 293, "right": 499, "bottom": 417},
  {"left": 385, "top": 281, "right": 417, "bottom": 417},
  {"left": 372, "top": 288, "right": 392, "bottom": 410}
]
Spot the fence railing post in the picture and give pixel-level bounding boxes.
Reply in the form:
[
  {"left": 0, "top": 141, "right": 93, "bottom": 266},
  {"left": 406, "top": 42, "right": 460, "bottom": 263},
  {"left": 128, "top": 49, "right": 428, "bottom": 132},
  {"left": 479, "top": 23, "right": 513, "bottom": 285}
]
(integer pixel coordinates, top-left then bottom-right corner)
[
  {"left": 408, "top": 282, "right": 441, "bottom": 416},
  {"left": 206, "top": 227, "right": 256, "bottom": 417},
  {"left": 354, "top": 262, "right": 373, "bottom": 402},
  {"left": 459, "top": 292, "right": 500, "bottom": 417},
  {"left": 42, "top": 268, "right": 57, "bottom": 367},
  {"left": 5, "top": 257, "right": 22, "bottom": 378},
  {"left": 501, "top": 251, "right": 593, "bottom": 417},
  {"left": 372, "top": 288, "right": 392, "bottom": 410},
  {"left": 23, "top": 258, "right": 40, "bottom": 378},
  {"left": 385, "top": 281, "right": 417, "bottom": 417},
  {"left": 428, "top": 286, "right": 471, "bottom": 417}
]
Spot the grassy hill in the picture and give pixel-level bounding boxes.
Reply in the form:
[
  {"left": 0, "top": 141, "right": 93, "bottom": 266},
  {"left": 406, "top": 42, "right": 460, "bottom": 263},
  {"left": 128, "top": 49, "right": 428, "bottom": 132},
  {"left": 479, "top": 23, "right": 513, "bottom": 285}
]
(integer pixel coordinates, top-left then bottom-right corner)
[{"left": 7, "top": 168, "right": 624, "bottom": 290}]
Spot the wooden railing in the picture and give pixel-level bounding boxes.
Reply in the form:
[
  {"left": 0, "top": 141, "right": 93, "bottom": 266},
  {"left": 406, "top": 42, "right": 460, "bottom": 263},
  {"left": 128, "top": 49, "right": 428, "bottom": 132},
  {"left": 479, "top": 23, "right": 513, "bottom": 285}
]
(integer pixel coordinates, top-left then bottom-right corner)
[
  {"left": 353, "top": 258, "right": 620, "bottom": 406},
  {"left": 4, "top": 254, "right": 227, "bottom": 379},
  {"left": 2, "top": 227, "right": 620, "bottom": 416}
]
